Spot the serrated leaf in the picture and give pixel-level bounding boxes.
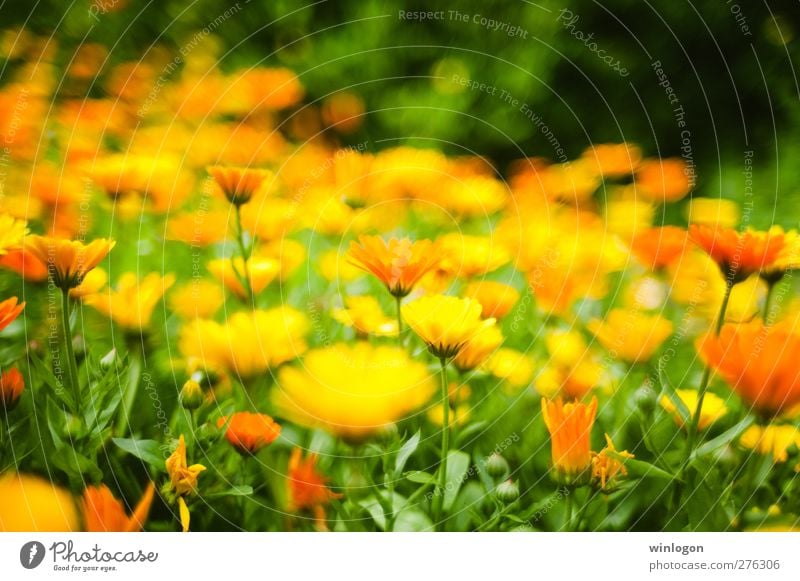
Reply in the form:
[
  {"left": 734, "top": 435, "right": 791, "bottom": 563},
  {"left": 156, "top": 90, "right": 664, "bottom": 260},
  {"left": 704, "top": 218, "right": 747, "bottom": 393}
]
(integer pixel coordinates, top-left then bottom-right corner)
[
  {"left": 394, "top": 430, "right": 420, "bottom": 476},
  {"left": 113, "top": 437, "right": 165, "bottom": 469}
]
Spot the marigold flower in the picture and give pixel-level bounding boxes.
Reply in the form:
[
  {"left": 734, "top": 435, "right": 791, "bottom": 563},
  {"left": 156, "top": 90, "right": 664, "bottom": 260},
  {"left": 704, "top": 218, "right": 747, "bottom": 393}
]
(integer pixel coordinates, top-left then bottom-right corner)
[
  {"left": 0, "top": 367, "right": 24, "bottom": 410},
  {"left": 166, "top": 435, "right": 205, "bottom": 497},
  {"left": 592, "top": 434, "right": 634, "bottom": 490},
  {"left": 85, "top": 272, "right": 175, "bottom": 331},
  {"left": 274, "top": 342, "right": 435, "bottom": 440},
  {"left": 438, "top": 233, "right": 510, "bottom": 279},
  {"left": 588, "top": 308, "right": 673, "bottom": 363},
  {"left": 347, "top": 235, "right": 441, "bottom": 297},
  {"left": 630, "top": 226, "right": 689, "bottom": 270},
  {"left": 218, "top": 412, "right": 281, "bottom": 454},
  {"left": 82, "top": 483, "right": 155, "bottom": 532},
  {"left": 169, "top": 280, "right": 225, "bottom": 319},
  {"left": 541, "top": 397, "right": 598, "bottom": 483},
  {"left": 685, "top": 197, "right": 740, "bottom": 228},
  {"left": 535, "top": 330, "right": 605, "bottom": 400},
  {"left": 453, "top": 322, "right": 503, "bottom": 372},
  {"left": 0, "top": 296, "right": 25, "bottom": 332},
  {"left": 207, "top": 165, "right": 271, "bottom": 206},
  {"left": 317, "top": 249, "right": 364, "bottom": 282},
  {"left": 428, "top": 403, "right": 471, "bottom": 427},
  {"left": 25, "top": 235, "right": 115, "bottom": 289},
  {"left": 740, "top": 424, "right": 800, "bottom": 463},
  {"left": 635, "top": 158, "right": 692, "bottom": 202},
  {"left": 69, "top": 267, "right": 108, "bottom": 299},
  {"left": 167, "top": 209, "right": 230, "bottom": 247},
  {"left": 660, "top": 389, "right": 728, "bottom": 431},
  {"left": 208, "top": 255, "right": 280, "bottom": 299},
  {"left": 0, "top": 247, "right": 48, "bottom": 282},
  {"left": 0, "top": 213, "right": 28, "bottom": 255},
  {"left": 402, "top": 294, "right": 495, "bottom": 359},
  {"left": 464, "top": 281, "right": 520, "bottom": 319},
  {"left": 0, "top": 473, "right": 79, "bottom": 531},
  {"left": 760, "top": 226, "right": 800, "bottom": 283},
  {"left": 287, "top": 448, "right": 341, "bottom": 530},
  {"left": 581, "top": 142, "right": 642, "bottom": 177},
  {"left": 698, "top": 320, "right": 800, "bottom": 417},
  {"left": 689, "top": 224, "right": 786, "bottom": 283},
  {"left": 333, "top": 295, "right": 398, "bottom": 338},
  {"left": 485, "top": 348, "right": 534, "bottom": 389}
]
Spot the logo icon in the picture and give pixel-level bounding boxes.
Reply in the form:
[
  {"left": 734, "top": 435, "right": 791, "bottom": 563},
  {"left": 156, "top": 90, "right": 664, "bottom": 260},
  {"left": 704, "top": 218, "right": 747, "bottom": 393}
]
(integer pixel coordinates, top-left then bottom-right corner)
[{"left": 20, "top": 541, "right": 46, "bottom": 569}]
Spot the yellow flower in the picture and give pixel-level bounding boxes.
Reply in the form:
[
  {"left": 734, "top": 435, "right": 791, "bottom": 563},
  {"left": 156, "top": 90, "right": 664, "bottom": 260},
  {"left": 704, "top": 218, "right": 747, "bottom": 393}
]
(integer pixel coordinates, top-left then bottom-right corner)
[
  {"left": 347, "top": 235, "right": 442, "bottom": 297},
  {"left": 538, "top": 331, "right": 606, "bottom": 400},
  {"left": 165, "top": 435, "right": 206, "bottom": 533},
  {"left": 428, "top": 403, "right": 471, "bottom": 427},
  {"left": 541, "top": 397, "right": 598, "bottom": 483},
  {"left": 604, "top": 198, "right": 654, "bottom": 244},
  {"left": 439, "top": 175, "right": 507, "bottom": 217},
  {"left": 464, "top": 281, "right": 520, "bottom": 320},
  {"left": 240, "top": 197, "right": 298, "bottom": 241},
  {"left": 402, "top": 294, "right": 495, "bottom": 359},
  {"left": 208, "top": 255, "right": 280, "bottom": 299},
  {"left": 484, "top": 348, "right": 534, "bottom": 389},
  {"left": 179, "top": 307, "right": 309, "bottom": 378},
  {"left": 260, "top": 239, "right": 306, "bottom": 281},
  {"left": 635, "top": 158, "right": 692, "bottom": 202},
  {"left": 588, "top": 308, "right": 673, "bottom": 363},
  {"left": 740, "top": 425, "right": 800, "bottom": 463},
  {"left": 660, "top": 389, "right": 728, "bottom": 431},
  {"left": 685, "top": 197, "right": 740, "bottom": 228},
  {"left": 438, "top": 233, "right": 509, "bottom": 279},
  {"left": 167, "top": 209, "right": 229, "bottom": 246},
  {"left": 317, "top": 249, "right": 363, "bottom": 282},
  {"left": 581, "top": 142, "right": 642, "bottom": 177},
  {"left": 0, "top": 213, "right": 27, "bottom": 255},
  {"left": 85, "top": 272, "right": 175, "bottom": 331},
  {"left": 25, "top": 235, "right": 115, "bottom": 289},
  {"left": 0, "top": 473, "right": 79, "bottom": 531},
  {"left": 169, "top": 280, "right": 225, "bottom": 319},
  {"left": 592, "top": 434, "right": 634, "bottom": 490},
  {"left": 207, "top": 165, "right": 271, "bottom": 206},
  {"left": 273, "top": 342, "right": 435, "bottom": 440},
  {"left": 333, "top": 295, "right": 398, "bottom": 338},
  {"left": 69, "top": 267, "right": 107, "bottom": 299},
  {"left": 453, "top": 322, "right": 503, "bottom": 372}
]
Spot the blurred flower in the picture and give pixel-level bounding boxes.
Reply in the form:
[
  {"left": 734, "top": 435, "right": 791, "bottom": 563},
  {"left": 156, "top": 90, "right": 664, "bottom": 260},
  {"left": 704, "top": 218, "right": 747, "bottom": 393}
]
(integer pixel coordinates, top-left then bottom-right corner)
[
  {"left": 402, "top": 294, "right": 495, "bottom": 359},
  {"left": 604, "top": 198, "right": 654, "bottom": 244},
  {"left": 179, "top": 379, "right": 204, "bottom": 410},
  {"left": 208, "top": 255, "right": 279, "bottom": 299},
  {"left": 0, "top": 213, "right": 28, "bottom": 254},
  {"left": 0, "top": 247, "right": 48, "bottom": 282},
  {"left": 660, "top": 389, "right": 728, "bottom": 431},
  {"left": 321, "top": 91, "right": 364, "bottom": 133},
  {"left": 207, "top": 165, "right": 271, "bottom": 206},
  {"left": 218, "top": 412, "right": 281, "bottom": 454},
  {"left": 581, "top": 142, "right": 641, "bottom": 177},
  {"left": 760, "top": 226, "right": 800, "bottom": 283},
  {"left": 464, "top": 281, "right": 520, "bottom": 319},
  {"left": 25, "top": 235, "right": 114, "bottom": 289},
  {"left": 240, "top": 198, "right": 297, "bottom": 242},
  {"left": 274, "top": 342, "right": 435, "bottom": 440},
  {"left": 539, "top": 160, "right": 600, "bottom": 204},
  {"left": 69, "top": 267, "right": 108, "bottom": 299},
  {"left": 0, "top": 367, "right": 24, "bottom": 411},
  {"left": 427, "top": 403, "right": 471, "bottom": 427},
  {"left": 453, "top": 322, "right": 503, "bottom": 372},
  {"left": 541, "top": 397, "right": 598, "bottom": 483},
  {"left": 588, "top": 308, "right": 673, "bottom": 363},
  {"left": 535, "top": 329, "right": 605, "bottom": 400},
  {"left": 438, "top": 233, "right": 509, "bottom": 279},
  {"left": 82, "top": 483, "right": 155, "bottom": 532},
  {"left": 698, "top": 320, "right": 800, "bottom": 417},
  {"left": 740, "top": 424, "right": 800, "bottom": 463},
  {"left": 690, "top": 225, "right": 786, "bottom": 283},
  {"left": 333, "top": 295, "right": 397, "bottom": 338},
  {"left": 0, "top": 473, "right": 79, "bottom": 531},
  {"left": 167, "top": 209, "right": 229, "bottom": 247},
  {"left": 169, "top": 280, "right": 224, "bottom": 319},
  {"left": 485, "top": 348, "right": 534, "bottom": 389},
  {"left": 630, "top": 226, "right": 689, "bottom": 270},
  {"left": 635, "top": 158, "right": 692, "bottom": 202},
  {"left": 86, "top": 272, "right": 175, "bottom": 331},
  {"left": 287, "top": 448, "right": 341, "bottom": 530},
  {"left": 179, "top": 307, "right": 309, "bottom": 378},
  {"left": 165, "top": 435, "right": 205, "bottom": 532},
  {"left": 440, "top": 175, "right": 507, "bottom": 217},
  {"left": 0, "top": 296, "right": 25, "bottom": 332},
  {"left": 261, "top": 239, "right": 306, "bottom": 281},
  {"left": 347, "top": 235, "right": 441, "bottom": 297},
  {"left": 318, "top": 249, "right": 364, "bottom": 282},
  {"left": 686, "top": 197, "right": 740, "bottom": 228},
  {"left": 592, "top": 434, "right": 634, "bottom": 490}
]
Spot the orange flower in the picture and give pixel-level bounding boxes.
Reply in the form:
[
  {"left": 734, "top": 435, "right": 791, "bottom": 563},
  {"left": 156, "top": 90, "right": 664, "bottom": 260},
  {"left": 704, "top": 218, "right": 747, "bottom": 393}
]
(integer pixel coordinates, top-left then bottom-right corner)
[
  {"left": 581, "top": 143, "right": 642, "bottom": 177},
  {"left": 287, "top": 448, "right": 341, "bottom": 530},
  {"left": 0, "top": 248, "right": 48, "bottom": 282},
  {"left": 591, "top": 434, "right": 634, "bottom": 490},
  {"left": 630, "top": 226, "right": 688, "bottom": 270},
  {"left": 689, "top": 224, "right": 785, "bottom": 283},
  {"left": 165, "top": 435, "right": 206, "bottom": 497},
  {"left": 25, "top": 235, "right": 115, "bottom": 289},
  {"left": 464, "top": 280, "right": 520, "bottom": 319},
  {"left": 541, "top": 397, "right": 597, "bottom": 483},
  {"left": 0, "top": 296, "right": 25, "bottom": 332},
  {"left": 0, "top": 367, "right": 24, "bottom": 410},
  {"left": 218, "top": 412, "right": 281, "bottom": 454},
  {"left": 207, "top": 165, "right": 271, "bottom": 206},
  {"left": 82, "top": 483, "right": 155, "bottom": 532},
  {"left": 347, "top": 235, "right": 441, "bottom": 297},
  {"left": 635, "top": 158, "right": 692, "bottom": 202},
  {"left": 698, "top": 320, "right": 800, "bottom": 417}
]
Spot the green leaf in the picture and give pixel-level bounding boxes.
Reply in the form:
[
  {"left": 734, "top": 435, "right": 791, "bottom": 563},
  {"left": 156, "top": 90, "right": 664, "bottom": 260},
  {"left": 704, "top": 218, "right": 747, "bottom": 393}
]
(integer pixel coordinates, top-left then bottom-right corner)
[
  {"left": 607, "top": 451, "right": 676, "bottom": 482},
  {"left": 394, "top": 430, "right": 420, "bottom": 476},
  {"left": 204, "top": 485, "right": 253, "bottom": 499},
  {"left": 455, "top": 421, "right": 488, "bottom": 447},
  {"left": 405, "top": 470, "right": 435, "bottom": 484},
  {"left": 113, "top": 437, "right": 165, "bottom": 469},
  {"left": 444, "top": 450, "right": 471, "bottom": 512},
  {"left": 691, "top": 416, "right": 754, "bottom": 462}
]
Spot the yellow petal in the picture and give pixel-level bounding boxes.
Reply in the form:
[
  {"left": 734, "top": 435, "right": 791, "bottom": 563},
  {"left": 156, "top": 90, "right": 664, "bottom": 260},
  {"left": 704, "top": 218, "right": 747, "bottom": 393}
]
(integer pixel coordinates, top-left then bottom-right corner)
[{"left": 178, "top": 496, "right": 190, "bottom": 533}]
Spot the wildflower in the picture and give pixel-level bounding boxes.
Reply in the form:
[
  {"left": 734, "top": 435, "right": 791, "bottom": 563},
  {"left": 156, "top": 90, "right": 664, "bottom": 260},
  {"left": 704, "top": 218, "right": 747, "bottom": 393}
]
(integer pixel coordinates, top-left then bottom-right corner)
[
  {"left": 82, "top": 483, "right": 155, "bottom": 532},
  {"left": 85, "top": 272, "right": 174, "bottom": 331},
  {"left": 541, "top": 397, "right": 598, "bottom": 483},
  {"left": 347, "top": 235, "right": 441, "bottom": 297},
  {"left": 464, "top": 281, "right": 520, "bottom": 319},
  {"left": 588, "top": 308, "right": 673, "bottom": 363},
  {"left": 274, "top": 342, "right": 435, "bottom": 440},
  {"left": 759, "top": 226, "right": 800, "bottom": 284},
  {"left": 207, "top": 165, "right": 271, "bottom": 206},
  {"left": 438, "top": 233, "right": 510, "bottom": 279},
  {"left": 494, "top": 479, "right": 520, "bottom": 503},
  {"left": 165, "top": 435, "right": 206, "bottom": 532},
  {"left": 485, "top": 348, "right": 535, "bottom": 389},
  {"left": 660, "top": 389, "right": 728, "bottom": 431},
  {"left": 427, "top": 403, "right": 471, "bottom": 427},
  {"left": 535, "top": 331, "right": 605, "bottom": 400},
  {"left": 698, "top": 320, "right": 800, "bottom": 417},
  {"left": 604, "top": 198, "right": 654, "bottom": 244},
  {"left": 169, "top": 280, "right": 224, "bottom": 319},
  {"left": 689, "top": 224, "right": 786, "bottom": 284},
  {"left": 635, "top": 158, "right": 692, "bottom": 202},
  {"left": 25, "top": 235, "right": 114, "bottom": 289},
  {"left": 167, "top": 209, "right": 229, "bottom": 246},
  {"left": 453, "top": 322, "right": 503, "bottom": 372},
  {"left": 208, "top": 255, "right": 279, "bottom": 299},
  {"left": 317, "top": 249, "right": 364, "bottom": 282},
  {"left": 685, "top": 197, "right": 740, "bottom": 228},
  {"left": 287, "top": 448, "right": 341, "bottom": 530},
  {"left": 402, "top": 295, "right": 495, "bottom": 359},
  {"left": 592, "top": 434, "right": 634, "bottom": 490},
  {"left": 630, "top": 226, "right": 689, "bottom": 270},
  {"left": 740, "top": 424, "right": 800, "bottom": 463},
  {"left": 0, "top": 473, "right": 79, "bottom": 531},
  {"left": 0, "top": 367, "right": 24, "bottom": 411},
  {"left": 218, "top": 412, "right": 281, "bottom": 454},
  {"left": 0, "top": 247, "right": 48, "bottom": 282},
  {"left": 0, "top": 296, "right": 25, "bottom": 332},
  {"left": 68, "top": 267, "right": 107, "bottom": 299},
  {"left": 0, "top": 213, "right": 27, "bottom": 255},
  {"left": 332, "top": 295, "right": 398, "bottom": 338},
  {"left": 179, "top": 379, "right": 204, "bottom": 410},
  {"left": 581, "top": 142, "right": 641, "bottom": 177}
]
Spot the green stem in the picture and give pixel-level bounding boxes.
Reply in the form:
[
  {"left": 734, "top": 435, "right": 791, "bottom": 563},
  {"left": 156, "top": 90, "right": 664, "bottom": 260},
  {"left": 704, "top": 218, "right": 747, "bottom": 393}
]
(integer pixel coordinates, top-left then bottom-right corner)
[
  {"left": 395, "top": 295, "right": 403, "bottom": 346},
  {"left": 574, "top": 488, "right": 599, "bottom": 531},
  {"left": 433, "top": 357, "right": 450, "bottom": 531},
  {"left": 383, "top": 452, "right": 396, "bottom": 532},
  {"left": 60, "top": 288, "right": 80, "bottom": 410},
  {"left": 116, "top": 341, "right": 143, "bottom": 437},
  {"left": 234, "top": 204, "right": 254, "bottom": 305},
  {"left": 563, "top": 487, "right": 574, "bottom": 531},
  {"left": 763, "top": 280, "right": 777, "bottom": 321}
]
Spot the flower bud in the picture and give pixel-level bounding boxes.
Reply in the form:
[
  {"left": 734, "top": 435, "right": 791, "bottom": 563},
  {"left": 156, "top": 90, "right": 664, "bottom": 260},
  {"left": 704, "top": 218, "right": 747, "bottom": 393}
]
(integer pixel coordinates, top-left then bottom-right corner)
[
  {"left": 495, "top": 479, "right": 520, "bottom": 503},
  {"left": 485, "top": 453, "right": 509, "bottom": 479},
  {"left": 633, "top": 383, "right": 657, "bottom": 414},
  {"left": 99, "top": 348, "right": 120, "bottom": 371},
  {"left": 180, "top": 379, "right": 204, "bottom": 410},
  {"left": 0, "top": 368, "right": 24, "bottom": 412}
]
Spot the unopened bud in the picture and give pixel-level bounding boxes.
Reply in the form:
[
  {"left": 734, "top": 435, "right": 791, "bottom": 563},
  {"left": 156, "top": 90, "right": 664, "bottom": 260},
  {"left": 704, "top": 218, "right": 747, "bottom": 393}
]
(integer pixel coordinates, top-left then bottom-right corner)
[
  {"left": 495, "top": 479, "right": 520, "bottom": 503},
  {"left": 0, "top": 368, "right": 24, "bottom": 412},
  {"left": 485, "top": 453, "right": 509, "bottom": 479},
  {"left": 99, "top": 348, "right": 120, "bottom": 371},
  {"left": 180, "top": 379, "right": 204, "bottom": 410}
]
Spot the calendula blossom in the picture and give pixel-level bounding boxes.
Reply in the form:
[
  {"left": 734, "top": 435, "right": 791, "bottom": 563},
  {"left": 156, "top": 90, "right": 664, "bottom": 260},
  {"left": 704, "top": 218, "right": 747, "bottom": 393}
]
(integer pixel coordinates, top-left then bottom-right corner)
[
  {"left": 0, "top": 367, "right": 24, "bottom": 410},
  {"left": 218, "top": 412, "right": 281, "bottom": 454},
  {"left": 438, "top": 233, "right": 510, "bottom": 279},
  {"left": 464, "top": 280, "right": 520, "bottom": 320},
  {"left": 85, "top": 272, "right": 175, "bottom": 331},
  {"left": 207, "top": 165, "right": 271, "bottom": 206},
  {"left": 25, "top": 235, "right": 115, "bottom": 289},
  {"left": 82, "top": 483, "right": 155, "bottom": 532},
  {"left": 541, "top": 397, "right": 598, "bottom": 484},
  {"left": 332, "top": 295, "right": 398, "bottom": 338},
  {"left": 581, "top": 142, "right": 641, "bottom": 177},
  {"left": 287, "top": 448, "right": 342, "bottom": 530},
  {"left": 660, "top": 389, "right": 728, "bottom": 431},
  {"left": 592, "top": 434, "right": 634, "bottom": 490},
  {"left": 453, "top": 322, "right": 503, "bottom": 372},
  {"left": 690, "top": 224, "right": 786, "bottom": 284},
  {"left": 208, "top": 255, "right": 280, "bottom": 299},
  {"left": 0, "top": 213, "right": 28, "bottom": 255},
  {"left": 740, "top": 424, "right": 800, "bottom": 463},
  {"left": 0, "top": 296, "right": 25, "bottom": 332},
  {"left": 630, "top": 226, "right": 688, "bottom": 271},
  {"left": 588, "top": 308, "right": 673, "bottom": 363},
  {"left": 635, "top": 158, "right": 692, "bottom": 202},
  {"left": 165, "top": 435, "right": 206, "bottom": 533},
  {"left": 0, "top": 473, "right": 79, "bottom": 531}
]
